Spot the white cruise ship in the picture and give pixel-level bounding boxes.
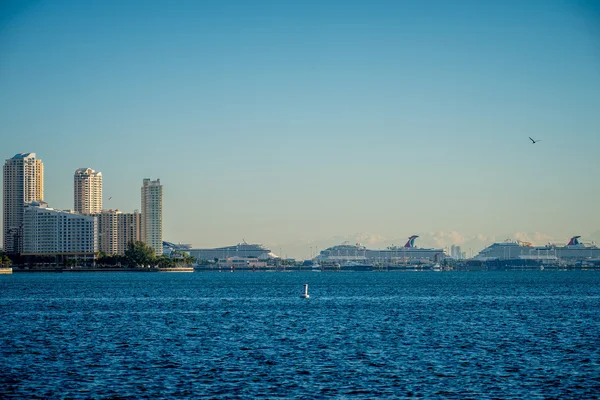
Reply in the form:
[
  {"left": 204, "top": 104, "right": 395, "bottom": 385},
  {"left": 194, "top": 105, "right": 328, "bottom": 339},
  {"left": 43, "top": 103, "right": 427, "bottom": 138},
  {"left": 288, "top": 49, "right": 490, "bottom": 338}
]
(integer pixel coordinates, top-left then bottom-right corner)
[
  {"left": 475, "top": 236, "right": 600, "bottom": 261},
  {"left": 189, "top": 241, "right": 277, "bottom": 261},
  {"left": 316, "top": 235, "right": 446, "bottom": 265}
]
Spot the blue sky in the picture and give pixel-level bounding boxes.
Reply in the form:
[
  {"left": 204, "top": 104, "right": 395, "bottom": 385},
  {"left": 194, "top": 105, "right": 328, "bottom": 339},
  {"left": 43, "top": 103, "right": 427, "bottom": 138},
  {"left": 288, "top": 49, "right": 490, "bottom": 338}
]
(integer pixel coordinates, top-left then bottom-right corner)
[{"left": 1, "top": 0, "right": 599, "bottom": 257}]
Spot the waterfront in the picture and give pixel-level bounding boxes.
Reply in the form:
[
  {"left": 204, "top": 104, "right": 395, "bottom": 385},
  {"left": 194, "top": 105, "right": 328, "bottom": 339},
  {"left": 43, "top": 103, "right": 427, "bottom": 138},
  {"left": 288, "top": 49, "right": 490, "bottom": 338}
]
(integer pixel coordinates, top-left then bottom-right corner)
[{"left": 1, "top": 271, "right": 599, "bottom": 398}]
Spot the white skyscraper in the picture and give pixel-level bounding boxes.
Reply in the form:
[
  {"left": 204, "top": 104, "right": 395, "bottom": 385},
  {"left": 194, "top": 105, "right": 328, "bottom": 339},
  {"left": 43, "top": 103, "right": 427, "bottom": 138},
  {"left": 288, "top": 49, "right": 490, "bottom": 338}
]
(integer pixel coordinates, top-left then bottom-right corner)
[
  {"left": 3, "top": 153, "right": 44, "bottom": 254},
  {"left": 141, "top": 178, "right": 163, "bottom": 256},
  {"left": 74, "top": 168, "right": 102, "bottom": 214}
]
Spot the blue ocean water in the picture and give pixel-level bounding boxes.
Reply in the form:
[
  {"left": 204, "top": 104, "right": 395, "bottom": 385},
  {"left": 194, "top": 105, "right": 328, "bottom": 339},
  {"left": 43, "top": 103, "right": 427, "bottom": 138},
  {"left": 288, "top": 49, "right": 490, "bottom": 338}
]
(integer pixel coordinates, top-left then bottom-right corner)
[{"left": 1, "top": 271, "right": 599, "bottom": 398}]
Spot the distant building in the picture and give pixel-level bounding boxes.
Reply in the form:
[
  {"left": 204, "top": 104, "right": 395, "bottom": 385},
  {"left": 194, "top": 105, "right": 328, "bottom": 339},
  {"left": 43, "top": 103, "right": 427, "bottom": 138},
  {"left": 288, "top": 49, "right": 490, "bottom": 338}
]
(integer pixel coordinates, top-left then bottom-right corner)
[
  {"left": 22, "top": 201, "right": 97, "bottom": 263},
  {"left": 451, "top": 245, "right": 462, "bottom": 259},
  {"left": 141, "top": 178, "right": 163, "bottom": 256},
  {"left": 74, "top": 168, "right": 102, "bottom": 214},
  {"left": 3, "top": 153, "right": 44, "bottom": 254},
  {"left": 95, "top": 209, "right": 141, "bottom": 255}
]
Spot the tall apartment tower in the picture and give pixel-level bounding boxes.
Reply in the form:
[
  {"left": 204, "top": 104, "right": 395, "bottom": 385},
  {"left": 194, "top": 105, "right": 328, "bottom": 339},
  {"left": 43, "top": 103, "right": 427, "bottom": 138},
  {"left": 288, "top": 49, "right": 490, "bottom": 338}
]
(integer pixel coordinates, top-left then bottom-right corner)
[
  {"left": 3, "top": 153, "right": 44, "bottom": 254},
  {"left": 141, "top": 178, "right": 163, "bottom": 256},
  {"left": 95, "top": 209, "right": 142, "bottom": 255},
  {"left": 118, "top": 211, "right": 142, "bottom": 254},
  {"left": 74, "top": 168, "right": 102, "bottom": 214},
  {"left": 96, "top": 209, "right": 120, "bottom": 255}
]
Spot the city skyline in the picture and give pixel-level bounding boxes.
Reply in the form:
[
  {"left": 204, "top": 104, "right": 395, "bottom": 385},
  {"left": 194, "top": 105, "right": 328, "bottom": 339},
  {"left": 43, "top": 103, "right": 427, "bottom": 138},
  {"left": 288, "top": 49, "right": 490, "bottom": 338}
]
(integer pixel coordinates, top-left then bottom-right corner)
[
  {"left": 2, "top": 150, "right": 163, "bottom": 259},
  {"left": 1, "top": 1, "right": 599, "bottom": 259},
  {"left": 1, "top": 149, "right": 598, "bottom": 259}
]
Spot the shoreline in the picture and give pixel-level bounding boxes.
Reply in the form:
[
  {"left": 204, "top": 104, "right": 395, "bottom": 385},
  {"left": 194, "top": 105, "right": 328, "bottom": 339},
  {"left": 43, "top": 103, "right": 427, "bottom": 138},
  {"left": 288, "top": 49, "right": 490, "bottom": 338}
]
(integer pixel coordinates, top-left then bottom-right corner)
[
  {"left": 5, "top": 265, "right": 599, "bottom": 273},
  {"left": 12, "top": 267, "right": 194, "bottom": 273}
]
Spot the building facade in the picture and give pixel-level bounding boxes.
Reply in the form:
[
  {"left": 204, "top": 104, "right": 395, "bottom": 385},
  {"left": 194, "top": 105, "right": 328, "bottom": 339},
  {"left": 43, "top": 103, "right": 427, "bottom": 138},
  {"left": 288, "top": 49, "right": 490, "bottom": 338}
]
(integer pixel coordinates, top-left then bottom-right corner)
[
  {"left": 141, "top": 178, "right": 163, "bottom": 256},
  {"left": 22, "top": 201, "right": 97, "bottom": 262},
  {"left": 3, "top": 153, "right": 44, "bottom": 254},
  {"left": 118, "top": 211, "right": 142, "bottom": 255},
  {"left": 450, "top": 245, "right": 462, "bottom": 259},
  {"left": 95, "top": 209, "right": 142, "bottom": 255},
  {"left": 74, "top": 168, "right": 102, "bottom": 214},
  {"left": 96, "top": 209, "right": 119, "bottom": 255}
]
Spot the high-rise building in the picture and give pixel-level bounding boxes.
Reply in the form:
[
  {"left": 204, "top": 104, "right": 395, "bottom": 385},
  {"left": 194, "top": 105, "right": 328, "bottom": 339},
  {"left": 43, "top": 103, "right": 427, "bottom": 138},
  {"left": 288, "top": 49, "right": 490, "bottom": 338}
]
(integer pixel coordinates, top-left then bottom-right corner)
[
  {"left": 95, "top": 209, "right": 141, "bottom": 255},
  {"left": 450, "top": 245, "right": 463, "bottom": 259},
  {"left": 96, "top": 209, "right": 119, "bottom": 255},
  {"left": 74, "top": 168, "right": 102, "bottom": 214},
  {"left": 118, "top": 211, "right": 142, "bottom": 254},
  {"left": 3, "top": 153, "right": 44, "bottom": 254},
  {"left": 141, "top": 178, "right": 163, "bottom": 256},
  {"left": 22, "top": 201, "right": 97, "bottom": 263}
]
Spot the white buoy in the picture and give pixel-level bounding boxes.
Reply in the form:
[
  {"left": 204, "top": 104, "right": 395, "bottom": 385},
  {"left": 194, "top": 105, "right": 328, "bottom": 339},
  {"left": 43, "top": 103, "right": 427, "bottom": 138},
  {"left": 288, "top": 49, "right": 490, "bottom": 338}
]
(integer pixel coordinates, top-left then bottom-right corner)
[{"left": 301, "top": 283, "right": 310, "bottom": 299}]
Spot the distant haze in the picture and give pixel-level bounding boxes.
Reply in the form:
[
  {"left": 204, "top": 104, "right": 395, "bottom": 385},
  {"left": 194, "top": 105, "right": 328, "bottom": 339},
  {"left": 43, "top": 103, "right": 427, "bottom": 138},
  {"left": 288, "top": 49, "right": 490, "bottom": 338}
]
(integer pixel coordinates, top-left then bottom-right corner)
[{"left": 1, "top": 1, "right": 599, "bottom": 258}]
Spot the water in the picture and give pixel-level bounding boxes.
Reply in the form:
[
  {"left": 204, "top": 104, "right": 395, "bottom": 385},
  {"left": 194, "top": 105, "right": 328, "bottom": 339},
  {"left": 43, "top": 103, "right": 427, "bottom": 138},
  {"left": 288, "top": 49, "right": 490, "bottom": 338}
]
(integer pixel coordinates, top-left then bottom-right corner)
[{"left": 1, "top": 271, "right": 599, "bottom": 398}]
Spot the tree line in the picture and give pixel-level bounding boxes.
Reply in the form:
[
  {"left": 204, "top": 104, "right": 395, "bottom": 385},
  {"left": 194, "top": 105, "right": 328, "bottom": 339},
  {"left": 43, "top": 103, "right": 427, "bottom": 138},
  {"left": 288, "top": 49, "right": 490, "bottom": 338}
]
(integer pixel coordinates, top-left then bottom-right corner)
[
  {"left": 96, "top": 241, "right": 195, "bottom": 268},
  {"left": 0, "top": 241, "right": 194, "bottom": 268}
]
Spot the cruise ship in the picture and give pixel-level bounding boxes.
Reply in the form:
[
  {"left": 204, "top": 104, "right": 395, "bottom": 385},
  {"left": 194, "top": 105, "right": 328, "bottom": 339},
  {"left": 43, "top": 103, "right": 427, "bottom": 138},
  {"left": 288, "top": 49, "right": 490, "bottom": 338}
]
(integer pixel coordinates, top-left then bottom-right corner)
[
  {"left": 163, "top": 241, "right": 192, "bottom": 257},
  {"left": 474, "top": 236, "right": 600, "bottom": 261},
  {"left": 189, "top": 241, "right": 277, "bottom": 261},
  {"left": 316, "top": 235, "right": 446, "bottom": 266}
]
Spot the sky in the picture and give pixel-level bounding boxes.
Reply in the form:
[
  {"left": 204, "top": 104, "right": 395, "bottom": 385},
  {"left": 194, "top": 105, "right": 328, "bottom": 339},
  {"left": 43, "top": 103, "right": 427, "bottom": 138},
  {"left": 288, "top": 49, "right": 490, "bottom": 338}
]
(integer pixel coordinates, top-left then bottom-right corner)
[{"left": 1, "top": 0, "right": 599, "bottom": 258}]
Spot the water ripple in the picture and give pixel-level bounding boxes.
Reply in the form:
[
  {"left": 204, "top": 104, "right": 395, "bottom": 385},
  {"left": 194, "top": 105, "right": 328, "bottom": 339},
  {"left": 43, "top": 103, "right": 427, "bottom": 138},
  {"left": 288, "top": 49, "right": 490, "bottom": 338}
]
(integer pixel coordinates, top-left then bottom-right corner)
[{"left": 1, "top": 271, "right": 599, "bottom": 398}]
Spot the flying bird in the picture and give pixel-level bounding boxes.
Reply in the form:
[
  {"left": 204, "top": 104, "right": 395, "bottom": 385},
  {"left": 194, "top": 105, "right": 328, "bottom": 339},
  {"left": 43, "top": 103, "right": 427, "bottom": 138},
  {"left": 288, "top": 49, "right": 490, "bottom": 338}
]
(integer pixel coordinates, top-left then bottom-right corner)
[
  {"left": 108, "top": 197, "right": 112, "bottom": 200},
  {"left": 529, "top": 137, "right": 541, "bottom": 144}
]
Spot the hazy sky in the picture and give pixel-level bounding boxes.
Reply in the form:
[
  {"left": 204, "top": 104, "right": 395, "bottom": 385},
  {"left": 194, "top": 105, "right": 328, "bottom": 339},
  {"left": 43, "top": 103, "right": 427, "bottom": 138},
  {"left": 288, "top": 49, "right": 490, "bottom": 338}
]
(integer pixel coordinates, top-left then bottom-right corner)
[{"left": 1, "top": 0, "right": 599, "bottom": 257}]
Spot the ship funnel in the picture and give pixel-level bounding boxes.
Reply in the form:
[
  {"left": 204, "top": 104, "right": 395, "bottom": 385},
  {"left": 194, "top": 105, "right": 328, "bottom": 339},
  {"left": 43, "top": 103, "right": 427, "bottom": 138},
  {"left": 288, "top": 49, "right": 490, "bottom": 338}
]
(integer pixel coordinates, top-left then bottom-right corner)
[{"left": 404, "top": 235, "right": 419, "bottom": 248}]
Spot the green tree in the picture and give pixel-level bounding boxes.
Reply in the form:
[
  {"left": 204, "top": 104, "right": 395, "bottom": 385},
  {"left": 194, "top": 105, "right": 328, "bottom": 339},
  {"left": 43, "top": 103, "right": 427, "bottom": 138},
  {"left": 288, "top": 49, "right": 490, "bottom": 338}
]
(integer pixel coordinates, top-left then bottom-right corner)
[
  {"left": 156, "top": 255, "right": 175, "bottom": 268},
  {"left": 184, "top": 253, "right": 195, "bottom": 265},
  {"left": 170, "top": 251, "right": 195, "bottom": 266},
  {"left": 96, "top": 252, "right": 125, "bottom": 267},
  {"left": 1, "top": 254, "right": 12, "bottom": 267},
  {"left": 125, "top": 241, "right": 156, "bottom": 267}
]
